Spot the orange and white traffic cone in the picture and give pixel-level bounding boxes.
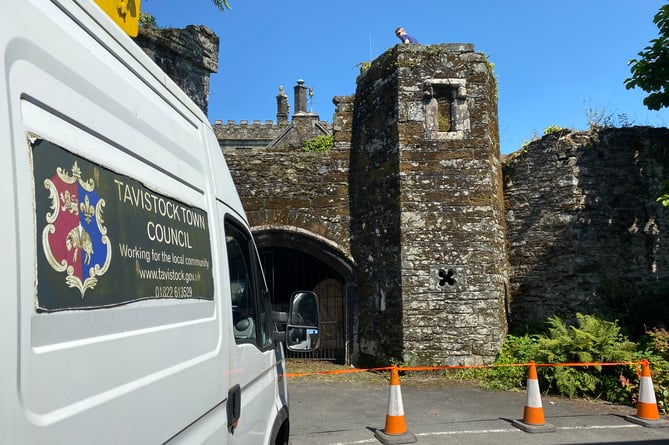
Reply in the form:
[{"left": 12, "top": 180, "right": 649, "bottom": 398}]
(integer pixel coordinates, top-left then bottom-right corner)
[
  {"left": 512, "top": 361, "right": 555, "bottom": 433},
  {"left": 374, "top": 366, "right": 417, "bottom": 444},
  {"left": 626, "top": 359, "right": 669, "bottom": 427}
]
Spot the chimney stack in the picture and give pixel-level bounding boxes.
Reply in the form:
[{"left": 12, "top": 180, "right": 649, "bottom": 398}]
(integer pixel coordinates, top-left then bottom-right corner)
[{"left": 294, "top": 79, "right": 308, "bottom": 114}]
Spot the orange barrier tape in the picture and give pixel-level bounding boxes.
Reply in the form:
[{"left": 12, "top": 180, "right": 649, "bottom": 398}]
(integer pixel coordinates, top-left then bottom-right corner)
[
  {"left": 284, "top": 360, "right": 643, "bottom": 378},
  {"left": 284, "top": 366, "right": 391, "bottom": 378}
]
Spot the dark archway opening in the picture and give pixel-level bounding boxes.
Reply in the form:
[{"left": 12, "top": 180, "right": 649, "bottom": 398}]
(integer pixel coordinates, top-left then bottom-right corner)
[{"left": 255, "top": 231, "right": 354, "bottom": 363}]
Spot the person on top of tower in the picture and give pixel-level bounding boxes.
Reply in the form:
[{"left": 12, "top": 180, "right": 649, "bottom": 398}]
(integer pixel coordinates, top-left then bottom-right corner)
[{"left": 395, "top": 27, "right": 419, "bottom": 44}]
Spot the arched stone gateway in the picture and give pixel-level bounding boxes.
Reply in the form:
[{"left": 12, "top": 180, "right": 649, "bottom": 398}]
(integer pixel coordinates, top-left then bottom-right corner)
[
  {"left": 254, "top": 228, "right": 355, "bottom": 362},
  {"left": 225, "top": 45, "right": 509, "bottom": 367},
  {"left": 139, "top": 26, "right": 669, "bottom": 367}
]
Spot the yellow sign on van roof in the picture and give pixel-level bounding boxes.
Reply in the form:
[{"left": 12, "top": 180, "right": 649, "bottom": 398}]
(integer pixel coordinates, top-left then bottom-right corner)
[{"left": 94, "top": 0, "right": 140, "bottom": 37}]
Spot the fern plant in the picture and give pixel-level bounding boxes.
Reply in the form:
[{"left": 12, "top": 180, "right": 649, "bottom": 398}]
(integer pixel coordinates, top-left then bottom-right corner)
[{"left": 535, "top": 314, "right": 636, "bottom": 400}]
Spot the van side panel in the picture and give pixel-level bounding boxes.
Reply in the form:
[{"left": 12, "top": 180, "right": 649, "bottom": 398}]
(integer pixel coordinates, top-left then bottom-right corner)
[{"left": 1, "top": 0, "right": 238, "bottom": 443}]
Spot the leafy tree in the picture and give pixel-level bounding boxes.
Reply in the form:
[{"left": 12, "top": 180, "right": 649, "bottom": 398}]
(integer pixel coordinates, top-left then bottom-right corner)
[
  {"left": 139, "top": 0, "right": 231, "bottom": 28},
  {"left": 624, "top": 4, "right": 669, "bottom": 110},
  {"left": 212, "top": 0, "right": 232, "bottom": 10}
]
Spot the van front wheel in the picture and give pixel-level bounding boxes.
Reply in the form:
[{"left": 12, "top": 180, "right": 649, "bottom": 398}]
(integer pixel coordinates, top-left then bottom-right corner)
[
  {"left": 270, "top": 407, "right": 289, "bottom": 445},
  {"left": 273, "top": 420, "right": 289, "bottom": 445}
]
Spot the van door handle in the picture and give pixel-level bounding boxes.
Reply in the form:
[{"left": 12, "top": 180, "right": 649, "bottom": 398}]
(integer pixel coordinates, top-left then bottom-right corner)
[{"left": 227, "top": 384, "right": 241, "bottom": 434}]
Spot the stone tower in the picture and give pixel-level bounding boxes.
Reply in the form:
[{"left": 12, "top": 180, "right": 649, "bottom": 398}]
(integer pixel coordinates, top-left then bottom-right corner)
[
  {"left": 134, "top": 25, "right": 219, "bottom": 115},
  {"left": 349, "top": 44, "right": 509, "bottom": 366}
]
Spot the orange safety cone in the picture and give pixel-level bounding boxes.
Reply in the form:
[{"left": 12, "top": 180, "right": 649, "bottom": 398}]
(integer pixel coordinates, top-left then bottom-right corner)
[
  {"left": 511, "top": 361, "right": 556, "bottom": 433},
  {"left": 626, "top": 359, "right": 669, "bottom": 428},
  {"left": 374, "top": 366, "right": 417, "bottom": 444}
]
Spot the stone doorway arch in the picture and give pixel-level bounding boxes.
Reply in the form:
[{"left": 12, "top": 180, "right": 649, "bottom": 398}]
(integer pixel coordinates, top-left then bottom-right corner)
[{"left": 253, "top": 228, "right": 355, "bottom": 363}]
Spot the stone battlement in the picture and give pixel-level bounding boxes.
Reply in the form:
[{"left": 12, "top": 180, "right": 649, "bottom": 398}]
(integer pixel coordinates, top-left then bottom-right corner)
[
  {"left": 216, "top": 119, "right": 279, "bottom": 127},
  {"left": 213, "top": 81, "right": 332, "bottom": 151}
]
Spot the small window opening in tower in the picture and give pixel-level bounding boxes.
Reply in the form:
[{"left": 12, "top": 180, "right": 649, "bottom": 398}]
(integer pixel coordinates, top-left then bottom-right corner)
[{"left": 433, "top": 85, "right": 458, "bottom": 132}]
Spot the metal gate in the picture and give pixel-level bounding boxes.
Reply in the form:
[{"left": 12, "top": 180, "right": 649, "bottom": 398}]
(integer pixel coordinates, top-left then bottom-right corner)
[{"left": 259, "top": 248, "right": 346, "bottom": 362}]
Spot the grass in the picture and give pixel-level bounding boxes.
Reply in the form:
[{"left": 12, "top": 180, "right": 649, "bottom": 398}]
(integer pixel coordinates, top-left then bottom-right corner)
[
  {"left": 285, "top": 359, "right": 387, "bottom": 384},
  {"left": 285, "top": 359, "right": 475, "bottom": 388}
]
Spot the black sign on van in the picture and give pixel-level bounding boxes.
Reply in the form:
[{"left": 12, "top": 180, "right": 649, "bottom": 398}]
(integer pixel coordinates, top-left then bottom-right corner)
[{"left": 32, "top": 138, "right": 214, "bottom": 311}]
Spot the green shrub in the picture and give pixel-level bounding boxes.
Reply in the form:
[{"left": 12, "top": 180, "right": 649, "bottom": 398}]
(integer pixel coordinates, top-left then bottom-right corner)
[
  {"left": 543, "top": 125, "right": 565, "bottom": 135},
  {"left": 638, "top": 328, "right": 669, "bottom": 413},
  {"left": 139, "top": 12, "right": 157, "bottom": 28},
  {"left": 448, "top": 314, "right": 669, "bottom": 410},
  {"left": 303, "top": 134, "right": 334, "bottom": 152},
  {"left": 449, "top": 335, "right": 539, "bottom": 391},
  {"left": 485, "top": 335, "right": 539, "bottom": 390},
  {"left": 535, "top": 314, "right": 637, "bottom": 400}
]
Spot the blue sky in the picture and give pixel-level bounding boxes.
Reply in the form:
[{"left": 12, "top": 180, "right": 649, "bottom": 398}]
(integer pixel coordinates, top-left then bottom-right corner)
[{"left": 142, "top": 0, "right": 668, "bottom": 154}]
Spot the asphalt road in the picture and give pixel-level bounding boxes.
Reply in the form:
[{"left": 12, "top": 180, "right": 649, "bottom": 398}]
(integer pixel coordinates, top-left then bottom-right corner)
[{"left": 288, "top": 380, "right": 669, "bottom": 445}]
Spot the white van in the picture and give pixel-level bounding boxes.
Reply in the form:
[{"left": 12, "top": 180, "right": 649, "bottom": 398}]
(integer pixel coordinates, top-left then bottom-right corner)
[{"left": 0, "top": 0, "right": 318, "bottom": 443}]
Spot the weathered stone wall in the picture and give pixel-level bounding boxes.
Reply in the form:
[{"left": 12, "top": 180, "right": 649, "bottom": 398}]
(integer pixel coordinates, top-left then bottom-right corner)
[
  {"left": 134, "top": 25, "right": 218, "bottom": 114},
  {"left": 351, "top": 44, "right": 509, "bottom": 366},
  {"left": 224, "top": 148, "right": 351, "bottom": 257},
  {"left": 348, "top": 48, "right": 405, "bottom": 365},
  {"left": 504, "top": 126, "right": 669, "bottom": 330}
]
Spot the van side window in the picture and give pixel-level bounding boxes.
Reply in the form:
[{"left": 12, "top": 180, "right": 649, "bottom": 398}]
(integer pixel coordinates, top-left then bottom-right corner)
[{"left": 225, "top": 220, "right": 271, "bottom": 348}]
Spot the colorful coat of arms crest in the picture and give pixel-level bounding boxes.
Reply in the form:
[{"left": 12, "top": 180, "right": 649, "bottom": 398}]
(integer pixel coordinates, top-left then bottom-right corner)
[{"left": 42, "top": 161, "right": 112, "bottom": 298}]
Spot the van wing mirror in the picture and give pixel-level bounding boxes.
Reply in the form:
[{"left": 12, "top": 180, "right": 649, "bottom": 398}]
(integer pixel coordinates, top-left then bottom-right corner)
[{"left": 286, "top": 291, "right": 319, "bottom": 352}]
